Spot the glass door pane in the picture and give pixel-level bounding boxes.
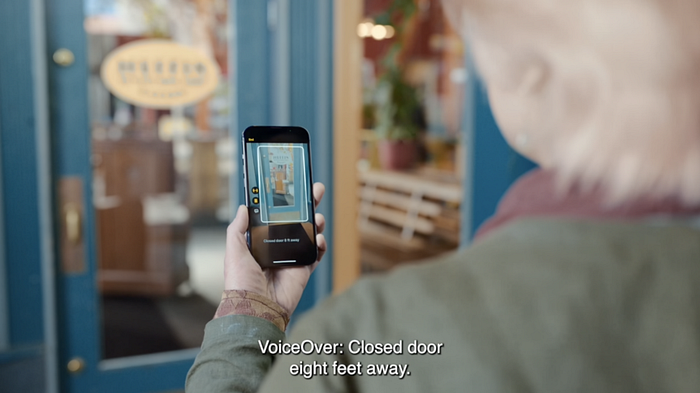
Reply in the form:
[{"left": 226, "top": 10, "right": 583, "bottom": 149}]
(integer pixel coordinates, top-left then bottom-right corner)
[{"left": 84, "top": 0, "right": 231, "bottom": 360}]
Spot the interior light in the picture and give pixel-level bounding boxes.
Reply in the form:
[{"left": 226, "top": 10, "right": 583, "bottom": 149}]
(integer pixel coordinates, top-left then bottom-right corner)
[
  {"left": 384, "top": 25, "right": 395, "bottom": 39},
  {"left": 371, "top": 24, "right": 387, "bottom": 40},
  {"left": 357, "top": 22, "right": 373, "bottom": 38}
]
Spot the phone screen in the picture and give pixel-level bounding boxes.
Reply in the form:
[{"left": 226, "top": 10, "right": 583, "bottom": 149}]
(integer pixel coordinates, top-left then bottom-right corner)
[{"left": 243, "top": 129, "right": 317, "bottom": 267}]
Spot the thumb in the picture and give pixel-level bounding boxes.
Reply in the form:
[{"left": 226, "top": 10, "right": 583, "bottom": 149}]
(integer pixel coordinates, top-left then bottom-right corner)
[
  {"left": 227, "top": 205, "right": 249, "bottom": 251},
  {"left": 232, "top": 205, "right": 248, "bottom": 234}
]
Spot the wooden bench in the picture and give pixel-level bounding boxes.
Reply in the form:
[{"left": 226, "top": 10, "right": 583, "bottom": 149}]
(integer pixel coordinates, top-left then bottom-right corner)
[{"left": 358, "top": 169, "right": 462, "bottom": 270}]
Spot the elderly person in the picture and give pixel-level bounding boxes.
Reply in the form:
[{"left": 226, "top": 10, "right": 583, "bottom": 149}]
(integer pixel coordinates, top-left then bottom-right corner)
[{"left": 187, "top": 0, "right": 700, "bottom": 391}]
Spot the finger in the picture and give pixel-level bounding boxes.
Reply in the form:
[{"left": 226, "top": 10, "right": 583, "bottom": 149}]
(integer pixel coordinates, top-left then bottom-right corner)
[
  {"left": 313, "top": 182, "right": 325, "bottom": 208},
  {"left": 315, "top": 213, "right": 326, "bottom": 234},
  {"left": 316, "top": 233, "right": 327, "bottom": 263},
  {"left": 306, "top": 233, "right": 326, "bottom": 275},
  {"left": 226, "top": 205, "right": 250, "bottom": 257},
  {"left": 231, "top": 205, "right": 248, "bottom": 234}
]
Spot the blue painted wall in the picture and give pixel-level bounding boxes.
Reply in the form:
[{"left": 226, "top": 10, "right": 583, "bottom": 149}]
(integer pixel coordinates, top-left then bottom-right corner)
[
  {"left": 289, "top": 0, "right": 334, "bottom": 319},
  {"left": 464, "top": 78, "right": 537, "bottom": 242},
  {"left": 0, "top": 0, "right": 45, "bottom": 350},
  {"left": 236, "top": 0, "right": 334, "bottom": 319}
]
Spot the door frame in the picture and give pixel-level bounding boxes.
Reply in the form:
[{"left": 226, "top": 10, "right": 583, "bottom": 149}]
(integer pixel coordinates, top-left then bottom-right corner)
[
  {"left": 0, "top": 0, "right": 59, "bottom": 391},
  {"left": 331, "top": 0, "right": 362, "bottom": 294},
  {"left": 31, "top": 0, "right": 60, "bottom": 390}
]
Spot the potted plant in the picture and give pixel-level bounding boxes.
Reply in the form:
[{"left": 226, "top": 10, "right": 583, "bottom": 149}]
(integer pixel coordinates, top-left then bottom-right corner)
[{"left": 372, "top": 0, "right": 423, "bottom": 170}]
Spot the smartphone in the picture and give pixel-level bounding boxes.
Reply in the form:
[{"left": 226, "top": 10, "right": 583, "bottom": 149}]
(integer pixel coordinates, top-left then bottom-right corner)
[{"left": 242, "top": 126, "right": 318, "bottom": 268}]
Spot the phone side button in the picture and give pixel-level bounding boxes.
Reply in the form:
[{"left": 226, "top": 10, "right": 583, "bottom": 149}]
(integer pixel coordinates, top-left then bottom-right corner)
[{"left": 273, "top": 260, "right": 297, "bottom": 264}]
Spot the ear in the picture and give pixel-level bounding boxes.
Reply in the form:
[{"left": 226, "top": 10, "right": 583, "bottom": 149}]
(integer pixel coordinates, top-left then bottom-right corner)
[
  {"left": 469, "top": 31, "right": 551, "bottom": 97},
  {"left": 515, "top": 57, "right": 548, "bottom": 97}
]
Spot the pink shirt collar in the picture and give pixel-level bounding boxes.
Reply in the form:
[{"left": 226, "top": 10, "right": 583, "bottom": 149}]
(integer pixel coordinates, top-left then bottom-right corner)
[{"left": 474, "top": 169, "right": 700, "bottom": 241}]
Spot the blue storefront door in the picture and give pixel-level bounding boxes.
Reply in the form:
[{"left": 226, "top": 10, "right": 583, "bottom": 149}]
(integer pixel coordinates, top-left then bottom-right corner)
[{"left": 47, "top": 0, "right": 235, "bottom": 391}]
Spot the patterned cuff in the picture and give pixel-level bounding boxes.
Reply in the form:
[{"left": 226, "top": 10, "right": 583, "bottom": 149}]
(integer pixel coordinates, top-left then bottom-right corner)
[{"left": 213, "top": 290, "right": 290, "bottom": 332}]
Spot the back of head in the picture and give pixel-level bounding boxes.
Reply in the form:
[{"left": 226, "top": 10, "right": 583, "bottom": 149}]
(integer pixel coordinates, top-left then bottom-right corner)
[{"left": 444, "top": 0, "right": 700, "bottom": 205}]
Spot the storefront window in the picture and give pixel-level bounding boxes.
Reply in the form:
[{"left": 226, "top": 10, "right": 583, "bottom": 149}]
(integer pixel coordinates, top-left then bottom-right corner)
[{"left": 84, "top": 0, "right": 231, "bottom": 359}]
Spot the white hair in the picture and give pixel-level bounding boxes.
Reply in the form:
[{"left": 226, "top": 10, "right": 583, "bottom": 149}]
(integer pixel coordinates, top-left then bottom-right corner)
[{"left": 444, "top": 0, "right": 700, "bottom": 205}]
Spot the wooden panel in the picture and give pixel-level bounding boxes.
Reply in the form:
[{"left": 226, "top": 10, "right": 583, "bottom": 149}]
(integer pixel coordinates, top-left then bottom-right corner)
[
  {"left": 96, "top": 200, "right": 146, "bottom": 272},
  {"left": 93, "top": 135, "right": 186, "bottom": 296},
  {"left": 360, "top": 221, "right": 425, "bottom": 251},
  {"left": 98, "top": 223, "right": 188, "bottom": 297},
  {"left": 363, "top": 204, "right": 435, "bottom": 235},
  {"left": 359, "top": 188, "right": 442, "bottom": 217},
  {"left": 188, "top": 140, "right": 219, "bottom": 217},
  {"left": 93, "top": 138, "right": 174, "bottom": 199},
  {"left": 361, "top": 170, "right": 463, "bottom": 202},
  {"left": 332, "top": 0, "right": 362, "bottom": 294},
  {"left": 357, "top": 169, "right": 462, "bottom": 271}
]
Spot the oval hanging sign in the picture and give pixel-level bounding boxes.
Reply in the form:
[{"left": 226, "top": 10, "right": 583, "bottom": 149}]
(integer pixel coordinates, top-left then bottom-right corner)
[{"left": 100, "top": 39, "right": 221, "bottom": 109}]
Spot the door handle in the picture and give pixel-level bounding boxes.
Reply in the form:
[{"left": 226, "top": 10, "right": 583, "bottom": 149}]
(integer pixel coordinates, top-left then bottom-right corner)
[
  {"left": 59, "top": 177, "right": 86, "bottom": 274},
  {"left": 64, "top": 203, "right": 81, "bottom": 245}
]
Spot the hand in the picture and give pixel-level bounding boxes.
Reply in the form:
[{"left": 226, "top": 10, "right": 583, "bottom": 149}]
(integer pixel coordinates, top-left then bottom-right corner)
[{"left": 224, "top": 182, "right": 328, "bottom": 317}]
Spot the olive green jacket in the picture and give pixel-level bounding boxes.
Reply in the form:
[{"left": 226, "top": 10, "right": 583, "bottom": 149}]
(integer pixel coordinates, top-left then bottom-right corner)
[{"left": 186, "top": 218, "right": 700, "bottom": 392}]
